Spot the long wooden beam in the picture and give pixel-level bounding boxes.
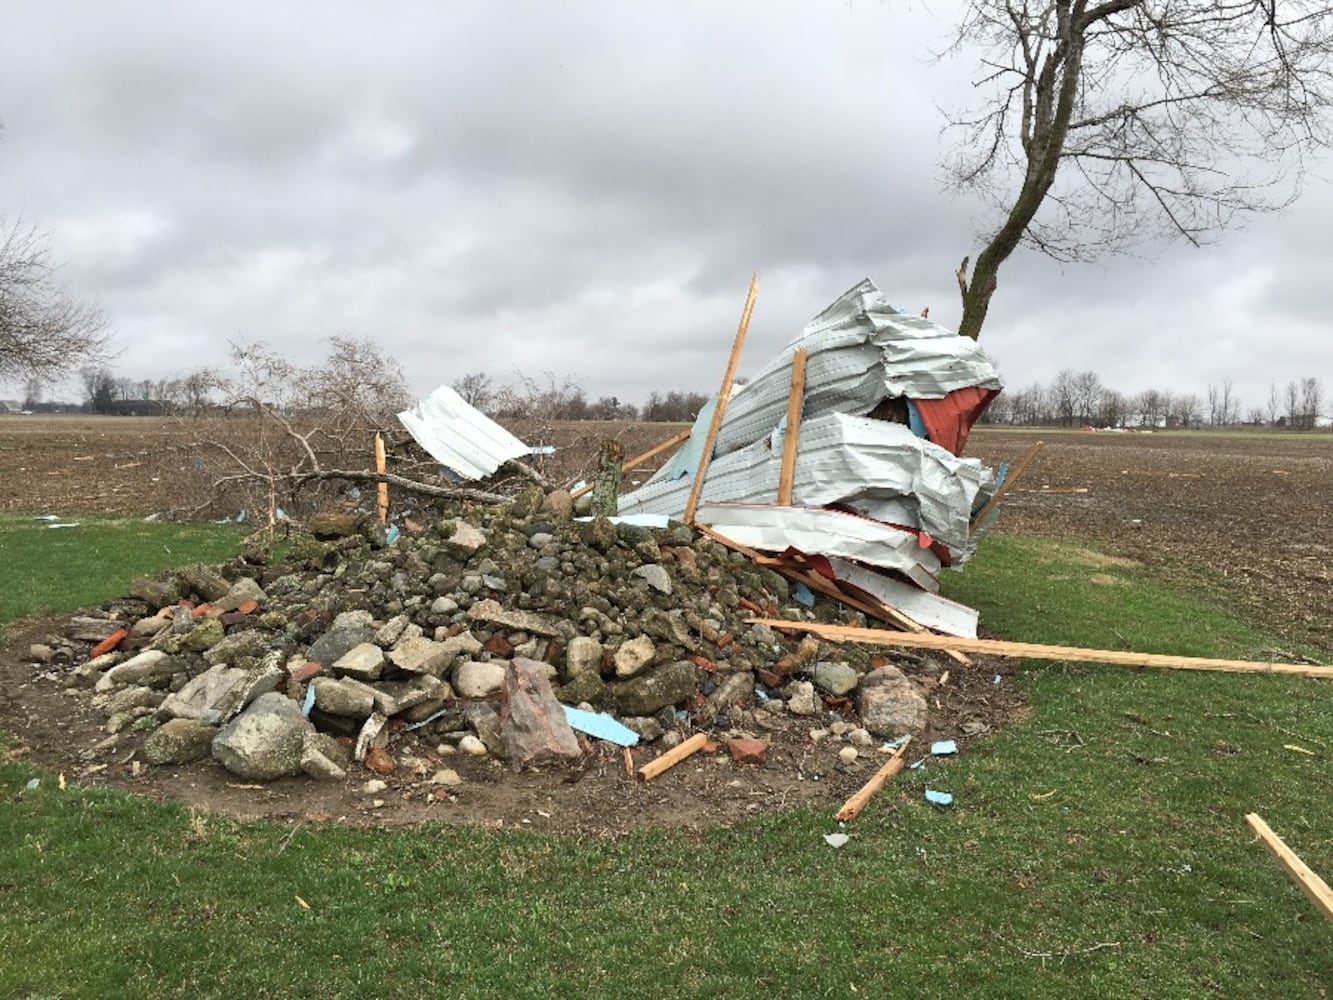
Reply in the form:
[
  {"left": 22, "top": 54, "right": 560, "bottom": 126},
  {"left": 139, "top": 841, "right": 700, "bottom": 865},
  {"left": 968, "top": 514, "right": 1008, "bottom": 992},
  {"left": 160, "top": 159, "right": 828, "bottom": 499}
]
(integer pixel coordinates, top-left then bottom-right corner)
[
  {"left": 695, "top": 525, "right": 971, "bottom": 667},
  {"left": 568, "top": 427, "right": 691, "bottom": 501},
  {"left": 744, "top": 618, "right": 1333, "bottom": 678},
  {"left": 969, "top": 440, "right": 1044, "bottom": 534},
  {"left": 683, "top": 274, "right": 758, "bottom": 524},
  {"left": 835, "top": 737, "right": 912, "bottom": 822},
  {"left": 1245, "top": 813, "right": 1333, "bottom": 921},
  {"left": 776, "top": 349, "right": 807, "bottom": 506}
]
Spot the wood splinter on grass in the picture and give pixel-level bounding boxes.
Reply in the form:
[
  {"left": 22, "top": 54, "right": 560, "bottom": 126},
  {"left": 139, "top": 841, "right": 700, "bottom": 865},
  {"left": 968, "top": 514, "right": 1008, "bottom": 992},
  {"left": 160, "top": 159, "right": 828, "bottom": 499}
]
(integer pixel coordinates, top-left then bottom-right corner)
[
  {"left": 835, "top": 737, "right": 912, "bottom": 822},
  {"left": 636, "top": 733, "right": 709, "bottom": 782}
]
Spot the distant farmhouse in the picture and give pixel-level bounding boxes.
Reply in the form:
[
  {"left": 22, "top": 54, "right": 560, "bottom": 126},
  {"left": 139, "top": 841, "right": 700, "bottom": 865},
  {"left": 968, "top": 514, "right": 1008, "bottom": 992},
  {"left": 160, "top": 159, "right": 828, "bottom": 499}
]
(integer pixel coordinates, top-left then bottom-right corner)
[{"left": 0, "top": 400, "right": 25, "bottom": 415}]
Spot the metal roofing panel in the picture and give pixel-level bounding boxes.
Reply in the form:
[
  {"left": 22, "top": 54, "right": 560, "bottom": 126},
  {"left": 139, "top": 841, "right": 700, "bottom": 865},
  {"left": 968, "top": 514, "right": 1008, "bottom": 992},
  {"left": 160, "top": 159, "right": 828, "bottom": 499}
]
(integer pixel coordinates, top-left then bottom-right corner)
[{"left": 398, "top": 386, "right": 531, "bottom": 481}]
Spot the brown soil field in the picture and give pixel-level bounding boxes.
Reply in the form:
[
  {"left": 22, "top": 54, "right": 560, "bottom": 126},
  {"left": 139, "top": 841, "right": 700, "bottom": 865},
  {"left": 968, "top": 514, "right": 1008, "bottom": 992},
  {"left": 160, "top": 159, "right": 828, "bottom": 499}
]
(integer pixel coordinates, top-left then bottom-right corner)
[
  {"left": 2, "top": 415, "right": 1328, "bottom": 652},
  {"left": 0, "top": 416, "right": 1328, "bottom": 833}
]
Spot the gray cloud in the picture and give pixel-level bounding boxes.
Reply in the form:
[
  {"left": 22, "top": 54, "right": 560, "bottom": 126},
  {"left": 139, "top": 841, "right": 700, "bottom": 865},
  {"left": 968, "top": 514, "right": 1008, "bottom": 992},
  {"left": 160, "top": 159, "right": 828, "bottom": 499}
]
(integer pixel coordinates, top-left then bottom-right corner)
[{"left": 1, "top": 1, "right": 1327, "bottom": 416}]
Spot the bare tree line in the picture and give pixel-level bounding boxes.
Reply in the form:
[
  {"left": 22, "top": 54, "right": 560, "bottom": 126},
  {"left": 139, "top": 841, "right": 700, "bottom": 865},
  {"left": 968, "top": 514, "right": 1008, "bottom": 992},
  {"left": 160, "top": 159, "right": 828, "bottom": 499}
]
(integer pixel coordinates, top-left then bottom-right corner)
[{"left": 985, "top": 370, "right": 1326, "bottom": 430}]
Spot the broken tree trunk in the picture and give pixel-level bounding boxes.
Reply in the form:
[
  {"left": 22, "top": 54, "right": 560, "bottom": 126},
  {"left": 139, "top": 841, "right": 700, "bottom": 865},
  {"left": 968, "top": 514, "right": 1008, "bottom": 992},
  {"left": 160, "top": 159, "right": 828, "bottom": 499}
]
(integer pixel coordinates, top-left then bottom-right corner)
[
  {"left": 569, "top": 427, "right": 691, "bottom": 501},
  {"left": 590, "top": 438, "right": 624, "bottom": 516},
  {"left": 746, "top": 619, "right": 1333, "bottom": 679}
]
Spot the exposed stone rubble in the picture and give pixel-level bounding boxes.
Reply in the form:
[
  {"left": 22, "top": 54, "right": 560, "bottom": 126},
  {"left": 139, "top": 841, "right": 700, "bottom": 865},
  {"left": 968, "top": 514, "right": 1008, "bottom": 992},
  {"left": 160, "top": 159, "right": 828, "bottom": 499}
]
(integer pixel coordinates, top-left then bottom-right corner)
[{"left": 27, "top": 490, "right": 949, "bottom": 787}]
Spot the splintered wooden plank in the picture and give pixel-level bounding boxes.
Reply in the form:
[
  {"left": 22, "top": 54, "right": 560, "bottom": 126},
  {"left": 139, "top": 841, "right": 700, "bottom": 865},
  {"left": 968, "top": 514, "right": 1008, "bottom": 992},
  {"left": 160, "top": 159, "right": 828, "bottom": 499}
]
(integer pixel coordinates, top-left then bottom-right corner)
[
  {"left": 835, "top": 737, "right": 912, "bottom": 822},
  {"left": 969, "top": 440, "right": 1044, "bottom": 534},
  {"left": 744, "top": 618, "right": 1333, "bottom": 678},
  {"left": 569, "top": 427, "right": 691, "bottom": 500},
  {"left": 636, "top": 732, "right": 709, "bottom": 782},
  {"left": 684, "top": 273, "right": 758, "bottom": 524},
  {"left": 776, "top": 348, "right": 808, "bottom": 506},
  {"left": 1245, "top": 813, "right": 1333, "bottom": 921},
  {"left": 374, "top": 432, "right": 389, "bottom": 524}
]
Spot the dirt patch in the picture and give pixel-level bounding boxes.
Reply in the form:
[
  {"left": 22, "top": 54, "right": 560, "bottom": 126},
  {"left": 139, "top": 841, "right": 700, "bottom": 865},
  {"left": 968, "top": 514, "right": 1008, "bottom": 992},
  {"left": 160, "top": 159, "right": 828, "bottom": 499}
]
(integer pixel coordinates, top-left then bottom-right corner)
[{"left": 1, "top": 618, "right": 1025, "bottom": 835}]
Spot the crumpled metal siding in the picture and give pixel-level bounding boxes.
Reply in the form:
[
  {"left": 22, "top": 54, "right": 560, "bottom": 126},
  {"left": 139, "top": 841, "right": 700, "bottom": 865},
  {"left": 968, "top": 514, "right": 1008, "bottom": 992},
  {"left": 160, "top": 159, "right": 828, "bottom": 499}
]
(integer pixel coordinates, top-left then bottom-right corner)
[
  {"left": 397, "top": 386, "right": 531, "bottom": 481},
  {"left": 708, "top": 278, "right": 1002, "bottom": 460},
  {"left": 619, "top": 413, "right": 993, "bottom": 564}
]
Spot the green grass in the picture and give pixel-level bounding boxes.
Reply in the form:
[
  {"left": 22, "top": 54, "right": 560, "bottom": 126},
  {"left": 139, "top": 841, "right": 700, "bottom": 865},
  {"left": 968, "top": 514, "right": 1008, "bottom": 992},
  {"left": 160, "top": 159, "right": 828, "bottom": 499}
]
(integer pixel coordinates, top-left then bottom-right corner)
[
  {"left": 2, "top": 525, "right": 1331, "bottom": 998},
  {"left": 0, "top": 516, "right": 246, "bottom": 641}
]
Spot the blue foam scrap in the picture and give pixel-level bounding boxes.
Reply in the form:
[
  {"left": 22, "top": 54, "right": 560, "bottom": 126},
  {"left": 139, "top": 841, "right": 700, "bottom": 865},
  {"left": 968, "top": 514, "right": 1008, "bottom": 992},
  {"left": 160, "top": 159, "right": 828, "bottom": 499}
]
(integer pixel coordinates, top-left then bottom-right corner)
[
  {"left": 930, "top": 740, "right": 958, "bottom": 756},
  {"left": 925, "top": 789, "right": 954, "bottom": 806},
  {"left": 562, "top": 705, "right": 640, "bottom": 747}
]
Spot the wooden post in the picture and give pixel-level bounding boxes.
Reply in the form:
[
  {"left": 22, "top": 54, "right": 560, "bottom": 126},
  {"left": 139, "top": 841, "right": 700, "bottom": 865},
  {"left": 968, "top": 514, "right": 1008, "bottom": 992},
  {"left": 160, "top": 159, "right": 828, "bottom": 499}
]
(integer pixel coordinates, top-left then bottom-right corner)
[
  {"left": 374, "top": 432, "right": 389, "bottom": 524},
  {"left": 835, "top": 737, "right": 912, "bottom": 822},
  {"left": 683, "top": 273, "right": 758, "bottom": 524},
  {"left": 636, "top": 732, "right": 709, "bottom": 782},
  {"left": 569, "top": 427, "right": 692, "bottom": 501},
  {"left": 743, "top": 618, "right": 1333, "bottom": 678},
  {"left": 1245, "top": 813, "right": 1333, "bottom": 921},
  {"left": 969, "top": 440, "right": 1043, "bottom": 534},
  {"left": 777, "top": 349, "right": 807, "bottom": 506}
]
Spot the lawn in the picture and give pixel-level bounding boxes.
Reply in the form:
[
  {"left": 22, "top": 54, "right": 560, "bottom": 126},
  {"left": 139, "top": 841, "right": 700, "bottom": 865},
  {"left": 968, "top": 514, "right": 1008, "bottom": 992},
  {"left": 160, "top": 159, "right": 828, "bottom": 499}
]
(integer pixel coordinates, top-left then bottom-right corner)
[{"left": 1, "top": 518, "right": 1329, "bottom": 998}]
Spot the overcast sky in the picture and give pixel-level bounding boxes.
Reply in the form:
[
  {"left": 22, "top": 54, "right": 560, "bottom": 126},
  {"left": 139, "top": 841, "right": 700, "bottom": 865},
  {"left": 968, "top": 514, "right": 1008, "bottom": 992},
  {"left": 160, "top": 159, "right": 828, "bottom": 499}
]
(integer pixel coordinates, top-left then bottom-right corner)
[{"left": 2, "top": 1, "right": 1329, "bottom": 414}]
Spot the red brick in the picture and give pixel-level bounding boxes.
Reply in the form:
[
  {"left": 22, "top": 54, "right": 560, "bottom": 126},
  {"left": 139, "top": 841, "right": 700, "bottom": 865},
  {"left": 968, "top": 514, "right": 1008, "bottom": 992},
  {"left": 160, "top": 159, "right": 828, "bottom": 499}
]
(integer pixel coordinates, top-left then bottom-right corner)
[
  {"left": 89, "top": 628, "right": 128, "bottom": 659},
  {"left": 288, "top": 661, "right": 322, "bottom": 684},
  {"left": 364, "top": 747, "right": 395, "bottom": 776},
  {"left": 483, "top": 635, "right": 514, "bottom": 658},
  {"left": 726, "top": 738, "right": 768, "bottom": 765}
]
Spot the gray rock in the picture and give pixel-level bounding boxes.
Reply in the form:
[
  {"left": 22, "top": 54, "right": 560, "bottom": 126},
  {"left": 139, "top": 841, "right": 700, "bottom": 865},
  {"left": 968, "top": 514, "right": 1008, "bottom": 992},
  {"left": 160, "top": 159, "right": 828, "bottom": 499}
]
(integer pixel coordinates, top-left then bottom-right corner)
[
  {"left": 500, "top": 658, "right": 582, "bottom": 771},
  {"left": 613, "top": 635, "right": 656, "bottom": 678},
  {"left": 158, "top": 658, "right": 280, "bottom": 723},
  {"left": 565, "top": 636, "right": 604, "bottom": 679},
  {"left": 130, "top": 613, "right": 171, "bottom": 638},
  {"left": 384, "top": 636, "right": 445, "bottom": 676},
  {"left": 203, "top": 630, "right": 273, "bottom": 667},
  {"left": 706, "top": 671, "right": 754, "bottom": 712},
  {"left": 856, "top": 665, "right": 929, "bottom": 738},
  {"left": 129, "top": 577, "right": 181, "bottom": 609},
  {"left": 463, "top": 703, "right": 506, "bottom": 757},
  {"left": 632, "top": 564, "right": 673, "bottom": 595},
  {"left": 620, "top": 716, "right": 665, "bottom": 742},
  {"left": 528, "top": 532, "right": 554, "bottom": 549},
  {"left": 455, "top": 659, "right": 507, "bottom": 698},
  {"left": 142, "top": 718, "right": 217, "bottom": 766},
  {"left": 311, "top": 676, "right": 377, "bottom": 717},
  {"left": 813, "top": 661, "right": 861, "bottom": 697},
  {"left": 305, "top": 627, "right": 378, "bottom": 669},
  {"left": 301, "top": 731, "right": 350, "bottom": 780},
  {"left": 176, "top": 564, "right": 232, "bottom": 603},
  {"left": 211, "top": 692, "right": 311, "bottom": 781},
  {"left": 785, "top": 680, "right": 819, "bottom": 716},
  {"left": 332, "top": 642, "right": 385, "bottom": 681},
  {"left": 554, "top": 671, "right": 607, "bottom": 707},
  {"left": 28, "top": 643, "right": 54, "bottom": 664},
  {"left": 444, "top": 521, "right": 487, "bottom": 557},
  {"left": 97, "top": 650, "right": 176, "bottom": 690},
  {"left": 458, "top": 734, "right": 488, "bottom": 756},
  {"left": 610, "top": 661, "right": 699, "bottom": 716},
  {"left": 97, "top": 684, "right": 164, "bottom": 717},
  {"left": 183, "top": 618, "right": 225, "bottom": 652},
  {"left": 372, "top": 675, "right": 444, "bottom": 716},
  {"left": 466, "top": 598, "right": 562, "bottom": 638},
  {"left": 375, "top": 614, "right": 412, "bottom": 647},
  {"left": 539, "top": 489, "right": 574, "bottom": 521},
  {"left": 436, "top": 630, "right": 483, "bottom": 662},
  {"left": 332, "top": 610, "right": 375, "bottom": 631}
]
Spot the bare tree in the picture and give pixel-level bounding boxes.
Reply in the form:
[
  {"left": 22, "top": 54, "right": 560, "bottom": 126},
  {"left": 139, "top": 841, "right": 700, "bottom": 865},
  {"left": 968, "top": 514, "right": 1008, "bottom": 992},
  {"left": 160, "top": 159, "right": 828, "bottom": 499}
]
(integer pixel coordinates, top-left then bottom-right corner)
[
  {"left": 944, "top": 2, "right": 1333, "bottom": 339},
  {"left": 452, "top": 371, "right": 493, "bottom": 409},
  {"left": 1, "top": 219, "right": 113, "bottom": 384},
  {"left": 1299, "top": 376, "right": 1324, "bottom": 429}
]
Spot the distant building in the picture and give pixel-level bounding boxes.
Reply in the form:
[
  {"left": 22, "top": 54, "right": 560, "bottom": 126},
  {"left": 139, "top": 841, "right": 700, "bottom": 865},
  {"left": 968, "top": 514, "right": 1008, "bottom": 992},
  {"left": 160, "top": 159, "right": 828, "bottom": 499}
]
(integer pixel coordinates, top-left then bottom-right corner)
[{"left": 0, "top": 400, "right": 24, "bottom": 414}]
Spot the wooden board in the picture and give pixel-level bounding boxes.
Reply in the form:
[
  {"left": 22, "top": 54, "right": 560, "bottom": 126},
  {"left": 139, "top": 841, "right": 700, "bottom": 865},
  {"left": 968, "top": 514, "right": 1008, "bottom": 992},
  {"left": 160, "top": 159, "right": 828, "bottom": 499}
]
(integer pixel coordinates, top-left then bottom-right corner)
[
  {"left": 636, "top": 732, "right": 709, "bottom": 782},
  {"left": 776, "top": 349, "right": 807, "bottom": 506},
  {"left": 1245, "top": 813, "right": 1333, "bottom": 921},
  {"left": 835, "top": 737, "right": 912, "bottom": 821},
  {"left": 969, "top": 440, "right": 1043, "bottom": 534},
  {"left": 684, "top": 274, "right": 758, "bottom": 524},
  {"left": 743, "top": 618, "right": 1333, "bottom": 678}
]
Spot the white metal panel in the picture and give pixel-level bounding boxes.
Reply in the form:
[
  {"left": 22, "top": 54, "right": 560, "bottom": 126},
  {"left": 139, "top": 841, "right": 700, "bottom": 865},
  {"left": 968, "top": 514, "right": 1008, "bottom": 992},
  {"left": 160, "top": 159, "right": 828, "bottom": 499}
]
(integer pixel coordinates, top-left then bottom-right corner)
[{"left": 398, "top": 386, "right": 531, "bottom": 481}]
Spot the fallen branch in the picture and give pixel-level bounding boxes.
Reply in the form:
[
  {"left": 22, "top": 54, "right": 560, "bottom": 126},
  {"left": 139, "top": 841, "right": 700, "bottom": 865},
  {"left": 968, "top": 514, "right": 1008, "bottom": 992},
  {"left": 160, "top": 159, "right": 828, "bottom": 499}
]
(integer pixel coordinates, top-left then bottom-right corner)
[
  {"left": 835, "top": 737, "right": 912, "bottom": 822},
  {"left": 1245, "top": 813, "right": 1333, "bottom": 921},
  {"left": 744, "top": 619, "right": 1333, "bottom": 679}
]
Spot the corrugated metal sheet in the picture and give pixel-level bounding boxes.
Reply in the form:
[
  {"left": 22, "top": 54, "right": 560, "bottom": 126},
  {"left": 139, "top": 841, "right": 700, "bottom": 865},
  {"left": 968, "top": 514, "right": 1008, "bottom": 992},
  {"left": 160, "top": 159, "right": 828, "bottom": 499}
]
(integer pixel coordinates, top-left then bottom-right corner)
[
  {"left": 619, "top": 413, "right": 994, "bottom": 564},
  {"left": 696, "top": 502, "right": 942, "bottom": 591},
  {"left": 398, "top": 386, "right": 531, "bottom": 481},
  {"left": 707, "top": 278, "right": 1002, "bottom": 461}
]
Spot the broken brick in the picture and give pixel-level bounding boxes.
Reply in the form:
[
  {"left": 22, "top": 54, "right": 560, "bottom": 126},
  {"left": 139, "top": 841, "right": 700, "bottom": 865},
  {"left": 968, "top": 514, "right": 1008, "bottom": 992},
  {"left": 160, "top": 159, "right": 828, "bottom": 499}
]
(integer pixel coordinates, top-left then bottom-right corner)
[
  {"left": 483, "top": 635, "right": 515, "bottom": 658},
  {"left": 364, "top": 746, "right": 395, "bottom": 775},
  {"left": 726, "top": 738, "right": 768, "bottom": 765},
  {"left": 289, "top": 661, "right": 322, "bottom": 684},
  {"left": 88, "top": 628, "right": 128, "bottom": 659}
]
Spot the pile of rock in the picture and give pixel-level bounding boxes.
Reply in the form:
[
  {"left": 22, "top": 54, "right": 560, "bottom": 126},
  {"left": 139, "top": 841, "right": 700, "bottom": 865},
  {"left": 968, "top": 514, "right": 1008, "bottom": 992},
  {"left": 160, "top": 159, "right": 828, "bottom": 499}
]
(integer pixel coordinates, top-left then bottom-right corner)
[{"left": 28, "top": 486, "right": 938, "bottom": 784}]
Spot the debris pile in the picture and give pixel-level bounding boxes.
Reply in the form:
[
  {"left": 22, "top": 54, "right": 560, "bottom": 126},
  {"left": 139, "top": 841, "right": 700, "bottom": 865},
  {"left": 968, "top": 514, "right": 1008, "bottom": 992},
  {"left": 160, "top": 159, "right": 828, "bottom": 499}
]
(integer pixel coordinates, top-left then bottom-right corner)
[{"left": 28, "top": 489, "right": 953, "bottom": 789}]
